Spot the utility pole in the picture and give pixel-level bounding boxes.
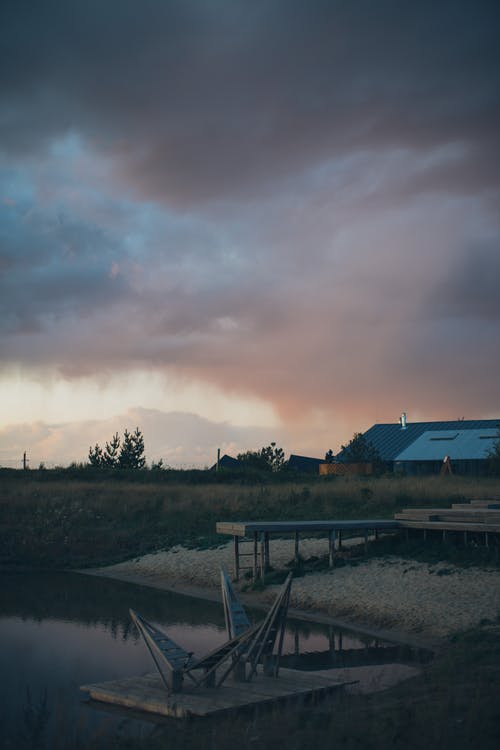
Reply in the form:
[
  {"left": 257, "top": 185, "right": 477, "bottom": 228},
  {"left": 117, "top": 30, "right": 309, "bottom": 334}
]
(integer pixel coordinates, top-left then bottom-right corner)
[
  {"left": 22, "top": 451, "right": 28, "bottom": 470},
  {"left": 216, "top": 448, "right": 220, "bottom": 472}
]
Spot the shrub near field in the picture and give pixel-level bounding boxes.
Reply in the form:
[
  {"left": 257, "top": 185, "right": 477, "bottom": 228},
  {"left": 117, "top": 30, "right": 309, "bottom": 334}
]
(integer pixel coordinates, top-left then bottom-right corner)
[{"left": 1, "top": 472, "right": 500, "bottom": 567}]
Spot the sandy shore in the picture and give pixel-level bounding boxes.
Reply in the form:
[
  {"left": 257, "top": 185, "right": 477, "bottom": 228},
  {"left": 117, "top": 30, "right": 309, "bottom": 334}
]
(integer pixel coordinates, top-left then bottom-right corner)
[{"left": 90, "top": 537, "right": 500, "bottom": 640}]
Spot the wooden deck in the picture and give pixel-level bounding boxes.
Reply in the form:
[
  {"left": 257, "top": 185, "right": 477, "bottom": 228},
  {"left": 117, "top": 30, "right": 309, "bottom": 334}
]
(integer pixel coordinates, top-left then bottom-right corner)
[
  {"left": 217, "top": 502, "right": 500, "bottom": 579},
  {"left": 216, "top": 520, "right": 400, "bottom": 580},
  {"left": 396, "top": 500, "right": 500, "bottom": 543},
  {"left": 81, "top": 667, "right": 350, "bottom": 719}
]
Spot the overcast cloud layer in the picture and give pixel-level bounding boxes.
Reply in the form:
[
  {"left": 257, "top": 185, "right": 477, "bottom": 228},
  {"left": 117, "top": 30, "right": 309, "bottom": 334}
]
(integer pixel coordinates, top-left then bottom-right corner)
[{"left": 1, "top": 1, "right": 499, "bottom": 463}]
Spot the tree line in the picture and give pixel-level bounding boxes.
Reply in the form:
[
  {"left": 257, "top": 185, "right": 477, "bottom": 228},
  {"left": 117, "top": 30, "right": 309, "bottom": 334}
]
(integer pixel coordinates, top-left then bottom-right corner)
[
  {"left": 88, "top": 427, "right": 146, "bottom": 469},
  {"left": 236, "top": 442, "right": 285, "bottom": 472},
  {"left": 86, "top": 432, "right": 381, "bottom": 473},
  {"left": 86, "top": 427, "right": 500, "bottom": 474}
]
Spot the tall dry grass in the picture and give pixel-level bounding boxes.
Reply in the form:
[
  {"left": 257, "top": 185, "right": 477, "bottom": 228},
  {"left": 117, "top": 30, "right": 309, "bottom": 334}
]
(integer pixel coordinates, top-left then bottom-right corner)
[{"left": 1, "top": 472, "right": 499, "bottom": 567}]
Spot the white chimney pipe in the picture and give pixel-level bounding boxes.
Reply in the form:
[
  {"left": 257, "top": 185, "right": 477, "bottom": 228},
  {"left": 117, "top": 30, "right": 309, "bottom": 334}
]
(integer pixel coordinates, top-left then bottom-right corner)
[{"left": 400, "top": 412, "right": 407, "bottom": 430}]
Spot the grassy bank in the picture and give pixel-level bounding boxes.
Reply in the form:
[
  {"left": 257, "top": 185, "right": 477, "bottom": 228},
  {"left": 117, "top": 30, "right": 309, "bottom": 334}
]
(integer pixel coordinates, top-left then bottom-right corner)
[
  {"left": 116, "top": 623, "right": 499, "bottom": 750},
  {"left": 1, "top": 472, "right": 499, "bottom": 567}
]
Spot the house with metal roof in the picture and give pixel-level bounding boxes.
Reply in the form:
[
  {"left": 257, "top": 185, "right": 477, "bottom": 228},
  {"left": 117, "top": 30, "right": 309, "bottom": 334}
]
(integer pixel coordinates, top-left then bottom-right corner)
[
  {"left": 338, "top": 416, "right": 500, "bottom": 475},
  {"left": 209, "top": 454, "right": 242, "bottom": 471},
  {"left": 286, "top": 454, "right": 324, "bottom": 474},
  {"left": 395, "top": 428, "right": 498, "bottom": 475}
]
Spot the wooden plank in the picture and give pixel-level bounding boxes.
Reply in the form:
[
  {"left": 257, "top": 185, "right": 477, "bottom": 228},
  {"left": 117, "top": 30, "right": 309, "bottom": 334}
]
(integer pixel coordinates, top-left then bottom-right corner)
[
  {"left": 398, "top": 520, "right": 500, "bottom": 532},
  {"left": 396, "top": 511, "right": 500, "bottom": 524},
  {"left": 399, "top": 507, "right": 500, "bottom": 516},
  {"left": 453, "top": 502, "right": 500, "bottom": 509},
  {"left": 216, "top": 520, "right": 400, "bottom": 538}
]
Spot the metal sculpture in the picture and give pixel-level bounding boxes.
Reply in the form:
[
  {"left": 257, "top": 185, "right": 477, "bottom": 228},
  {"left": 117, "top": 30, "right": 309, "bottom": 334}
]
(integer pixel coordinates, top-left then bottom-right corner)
[
  {"left": 129, "top": 609, "right": 195, "bottom": 693},
  {"left": 130, "top": 570, "right": 293, "bottom": 695},
  {"left": 220, "top": 567, "right": 251, "bottom": 639}
]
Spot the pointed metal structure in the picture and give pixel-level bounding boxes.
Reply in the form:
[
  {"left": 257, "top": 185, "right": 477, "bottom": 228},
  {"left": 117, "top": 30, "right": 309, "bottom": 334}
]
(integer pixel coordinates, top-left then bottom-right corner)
[
  {"left": 220, "top": 567, "right": 251, "bottom": 640},
  {"left": 130, "top": 570, "right": 293, "bottom": 694},
  {"left": 185, "top": 622, "right": 260, "bottom": 688},
  {"left": 129, "top": 609, "right": 194, "bottom": 694},
  {"left": 244, "top": 572, "right": 292, "bottom": 680}
]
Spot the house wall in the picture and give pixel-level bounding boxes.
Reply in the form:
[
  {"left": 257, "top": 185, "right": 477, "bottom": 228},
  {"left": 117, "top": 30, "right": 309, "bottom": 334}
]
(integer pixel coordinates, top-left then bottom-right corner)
[
  {"left": 395, "top": 459, "right": 490, "bottom": 477},
  {"left": 319, "top": 462, "right": 373, "bottom": 476}
]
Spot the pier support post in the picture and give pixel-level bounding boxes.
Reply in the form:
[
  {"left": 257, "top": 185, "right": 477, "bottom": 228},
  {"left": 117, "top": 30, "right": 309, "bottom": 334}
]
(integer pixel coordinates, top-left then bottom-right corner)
[
  {"left": 294, "top": 531, "right": 300, "bottom": 566},
  {"left": 264, "top": 532, "right": 270, "bottom": 571},
  {"left": 328, "top": 625, "right": 335, "bottom": 655},
  {"left": 253, "top": 532, "right": 258, "bottom": 579},
  {"left": 233, "top": 536, "right": 240, "bottom": 581},
  {"left": 328, "top": 529, "right": 336, "bottom": 568},
  {"left": 260, "top": 532, "right": 266, "bottom": 579}
]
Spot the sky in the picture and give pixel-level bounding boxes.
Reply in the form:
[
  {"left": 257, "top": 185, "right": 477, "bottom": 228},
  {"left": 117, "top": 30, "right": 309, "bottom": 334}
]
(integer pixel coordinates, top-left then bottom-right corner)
[{"left": 1, "top": 1, "right": 499, "bottom": 468}]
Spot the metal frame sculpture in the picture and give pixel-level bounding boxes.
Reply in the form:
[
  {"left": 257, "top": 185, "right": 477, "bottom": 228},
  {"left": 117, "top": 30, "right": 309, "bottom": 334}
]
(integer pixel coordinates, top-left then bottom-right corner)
[
  {"left": 220, "top": 567, "right": 251, "bottom": 639},
  {"left": 130, "top": 571, "right": 293, "bottom": 695}
]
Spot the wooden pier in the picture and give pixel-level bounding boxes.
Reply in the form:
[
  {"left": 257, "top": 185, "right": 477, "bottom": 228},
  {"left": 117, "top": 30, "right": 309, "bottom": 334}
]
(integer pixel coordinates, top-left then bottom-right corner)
[
  {"left": 81, "top": 667, "right": 350, "bottom": 719},
  {"left": 217, "top": 502, "right": 500, "bottom": 580},
  {"left": 215, "top": 520, "right": 400, "bottom": 580}
]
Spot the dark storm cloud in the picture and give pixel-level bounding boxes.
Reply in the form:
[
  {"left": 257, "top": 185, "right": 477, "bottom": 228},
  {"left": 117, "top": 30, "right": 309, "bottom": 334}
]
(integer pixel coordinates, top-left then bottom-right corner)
[
  {"left": 1, "top": 0, "right": 500, "bottom": 450},
  {"left": 431, "top": 241, "right": 500, "bottom": 322},
  {"left": 0, "top": 198, "right": 127, "bottom": 334},
  {"left": 1, "top": 1, "right": 499, "bottom": 204}
]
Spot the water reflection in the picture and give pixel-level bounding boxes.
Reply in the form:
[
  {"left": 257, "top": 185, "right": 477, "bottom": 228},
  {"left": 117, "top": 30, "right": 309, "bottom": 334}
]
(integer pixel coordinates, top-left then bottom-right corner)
[{"left": 0, "top": 571, "right": 430, "bottom": 749}]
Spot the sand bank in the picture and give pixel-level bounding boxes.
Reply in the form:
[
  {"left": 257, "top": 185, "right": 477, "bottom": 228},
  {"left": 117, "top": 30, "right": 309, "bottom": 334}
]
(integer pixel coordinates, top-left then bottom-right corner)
[{"left": 89, "top": 537, "right": 500, "bottom": 639}]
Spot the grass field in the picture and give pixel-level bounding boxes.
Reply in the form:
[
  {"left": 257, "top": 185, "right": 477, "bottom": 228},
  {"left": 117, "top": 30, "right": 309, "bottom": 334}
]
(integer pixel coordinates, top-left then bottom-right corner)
[{"left": 1, "top": 470, "right": 499, "bottom": 567}]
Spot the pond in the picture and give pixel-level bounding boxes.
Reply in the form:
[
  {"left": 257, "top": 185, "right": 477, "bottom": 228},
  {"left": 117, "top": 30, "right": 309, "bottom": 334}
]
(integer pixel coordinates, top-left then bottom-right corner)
[{"left": 0, "top": 571, "right": 430, "bottom": 750}]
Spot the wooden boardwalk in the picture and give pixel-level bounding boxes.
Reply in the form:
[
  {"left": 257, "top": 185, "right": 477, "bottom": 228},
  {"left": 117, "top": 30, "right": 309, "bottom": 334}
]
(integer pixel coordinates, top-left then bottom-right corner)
[
  {"left": 216, "top": 520, "right": 400, "bottom": 580},
  {"left": 217, "top": 501, "right": 500, "bottom": 578},
  {"left": 396, "top": 499, "right": 500, "bottom": 544},
  {"left": 81, "top": 667, "right": 350, "bottom": 719}
]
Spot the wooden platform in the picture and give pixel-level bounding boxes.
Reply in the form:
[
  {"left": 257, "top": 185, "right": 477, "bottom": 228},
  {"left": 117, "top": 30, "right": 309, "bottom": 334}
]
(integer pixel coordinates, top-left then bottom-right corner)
[
  {"left": 81, "top": 667, "right": 350, "bottom": 719},
  {"left": 216, "top": 520, "right": 400, "bottom": 536},
  {"left": 216, "top": 520, "right": 400, "bottom": 579},
  {"left": 396, "top": 501, "right": 500, "bottom": 534}
]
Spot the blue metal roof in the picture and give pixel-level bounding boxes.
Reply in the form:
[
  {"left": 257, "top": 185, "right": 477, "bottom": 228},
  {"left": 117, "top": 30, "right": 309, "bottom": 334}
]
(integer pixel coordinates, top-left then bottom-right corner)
[
  {"left": 339, "top": 419, "right": 500, "bottom": 462},
  {"left": 395, "top": 429, "right": 498, "bottom": 462}
]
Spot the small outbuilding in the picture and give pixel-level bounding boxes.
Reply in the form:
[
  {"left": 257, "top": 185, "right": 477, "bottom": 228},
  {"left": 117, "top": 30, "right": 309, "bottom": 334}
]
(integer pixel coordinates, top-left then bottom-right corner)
[
  {"left": 286, "top": 454, "right": 324, "bottom": 474},
  {"left": 209, "top": 454, "right": 241, "bottom": 471}
]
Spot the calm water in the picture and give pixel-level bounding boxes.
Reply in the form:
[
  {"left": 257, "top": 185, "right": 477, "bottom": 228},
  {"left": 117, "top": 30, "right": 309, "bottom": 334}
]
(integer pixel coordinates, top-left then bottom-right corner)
[{"left": 0, "top": 571, "right": 428, "bottom": 749}]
